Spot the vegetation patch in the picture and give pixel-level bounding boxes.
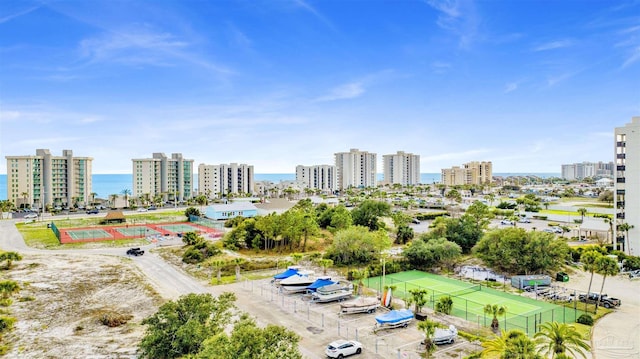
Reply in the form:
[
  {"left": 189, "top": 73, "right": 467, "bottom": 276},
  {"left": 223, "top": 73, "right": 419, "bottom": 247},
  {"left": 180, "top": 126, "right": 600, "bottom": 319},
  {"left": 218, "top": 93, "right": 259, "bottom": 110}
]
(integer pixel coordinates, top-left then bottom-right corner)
[{"left": 98, "top": 311, "right": 134, "bottom": 327}]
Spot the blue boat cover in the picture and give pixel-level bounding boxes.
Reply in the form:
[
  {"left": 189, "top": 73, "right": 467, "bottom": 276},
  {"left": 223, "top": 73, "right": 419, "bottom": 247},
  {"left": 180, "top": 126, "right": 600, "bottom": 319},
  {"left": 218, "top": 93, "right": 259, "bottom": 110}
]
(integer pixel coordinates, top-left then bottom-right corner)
[
  {"left": 274, "top": 268, "right": 299, "bottom": 280},
  {"left": 306, "top": 279, "right": 335, "bottom": 292},
  {"left": 375, "top": 309, "right": 414, "bottom": 324}
]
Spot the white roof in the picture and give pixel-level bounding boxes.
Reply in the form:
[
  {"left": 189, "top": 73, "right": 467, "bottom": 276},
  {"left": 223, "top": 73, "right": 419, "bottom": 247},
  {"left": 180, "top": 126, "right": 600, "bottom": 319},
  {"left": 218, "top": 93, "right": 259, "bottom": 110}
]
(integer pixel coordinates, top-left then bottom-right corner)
[{"left": 207, "top": 202, "right": 258, "bottom": 212}]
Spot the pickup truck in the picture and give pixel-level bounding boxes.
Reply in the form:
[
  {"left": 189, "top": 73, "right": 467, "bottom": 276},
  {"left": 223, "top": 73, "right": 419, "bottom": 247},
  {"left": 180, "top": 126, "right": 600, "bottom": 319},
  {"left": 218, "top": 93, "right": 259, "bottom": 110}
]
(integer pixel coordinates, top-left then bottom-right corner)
[
  {"left": 578, "top": 293, "right": 621, "bottom": 308},
  {"left": 126, "top": 247, "right": 144, "bottom": 256}
]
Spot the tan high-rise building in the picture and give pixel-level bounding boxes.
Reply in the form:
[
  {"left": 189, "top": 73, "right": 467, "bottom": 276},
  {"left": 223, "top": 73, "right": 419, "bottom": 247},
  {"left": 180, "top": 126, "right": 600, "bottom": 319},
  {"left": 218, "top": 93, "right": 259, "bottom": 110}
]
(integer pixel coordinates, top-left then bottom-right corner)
[
  {"left": 198, "top": 163, "right": 254, "bottom": 198},
  {"left": 296, "top": 164, "right": 337, "bottom": 193},
  {"left": 382, "top": 151, "right": 420, "bottom": 186},
  {"left": 5, "top": 149, "right": 93, "bottom": 209},
  {"left": 132, "top": 153, "right": 194, "bottom": 202},
  {"left": 614, "top": 117, "right": 640, "bottom": 255},
  {"left": 334, "top": 148, "right": 377, "bottom": 190},
  {"left": 441, "top": 161, "right": 492, "bottom": 186}
]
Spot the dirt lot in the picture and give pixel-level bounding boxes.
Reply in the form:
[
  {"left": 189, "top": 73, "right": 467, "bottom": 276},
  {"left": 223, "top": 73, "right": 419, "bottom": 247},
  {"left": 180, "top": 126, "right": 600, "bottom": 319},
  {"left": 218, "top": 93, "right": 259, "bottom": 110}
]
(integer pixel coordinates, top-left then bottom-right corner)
[{"left": 3, "top": 253, "right": 163, "bottom": 358}]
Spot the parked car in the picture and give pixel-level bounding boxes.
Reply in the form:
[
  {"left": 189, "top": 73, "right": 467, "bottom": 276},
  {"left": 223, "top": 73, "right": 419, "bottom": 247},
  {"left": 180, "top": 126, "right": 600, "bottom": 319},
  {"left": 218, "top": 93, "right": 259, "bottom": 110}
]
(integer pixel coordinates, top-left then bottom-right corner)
[
  {"left": 137, "top": 208, "right": 148, "bottom": 212},
  {"left": 551, "top": 226, "right": 564, "bottom": 234},
  {"left": 628, "top": 269, "right": 640, "bottom": 279},
  {"left": 518, "top": 218, "right": 531, "bottom": 223},
  {"left": 325, "top": 340, "right": 362, "bottom": 358},
  {"left": 86, "top": 209, "right": 99, "bottom": 214},
  {"left": 148, "top": 206, "right": 157, "bottom": 210},
  {"left": 126, "top": 248, "right": 144, "bottom": 256},
  {"left": 24, "top": 213, "right": 38, "bottom": 219},
  {"left": 500, "top": 220, "right": 513, "bottom": 225},
  {"left": 542, "top": 228, "right": 555, "bottom": 234},
  {"left": 578, "top": 292, "right": 621, "bottom": 308},
  {"left": 411, "top": 218, "right": 421, "bottom": 224}
]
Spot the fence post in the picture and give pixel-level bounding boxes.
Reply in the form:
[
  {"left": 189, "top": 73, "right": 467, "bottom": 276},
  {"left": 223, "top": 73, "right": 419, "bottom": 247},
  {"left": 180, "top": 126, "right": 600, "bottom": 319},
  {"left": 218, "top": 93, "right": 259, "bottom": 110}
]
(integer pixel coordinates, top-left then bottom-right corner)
[
  {"left": 526, "top": 315, "right": 529, "bottom": 336},
  {"left": 356, "top": 328, "right": 358, "bottom": 341},
  {"left": 465, "top": 300, "right": 468, "bottom": 321},
  {"left": 338, "top": 321, "right": 340, "bottom": 335},
  {"left": 294, "top": 300, "right": 297, "bottom": 313},
  {"left": 321, "top": 313, "right": 324, "bottom": 328},
  {"left": 307, "top": 303, "right": 310, "bottom": 320}
]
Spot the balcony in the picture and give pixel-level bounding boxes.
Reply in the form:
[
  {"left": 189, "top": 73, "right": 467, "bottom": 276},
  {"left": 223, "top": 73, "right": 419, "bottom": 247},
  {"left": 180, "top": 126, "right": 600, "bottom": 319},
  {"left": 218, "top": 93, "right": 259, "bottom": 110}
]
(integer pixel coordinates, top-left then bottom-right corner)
[
  {"left": 616, "top": 153, "right": 626, "bottom": 159},
  {"left": 617, "top": 201, "right": 625, "bottom": 208},
  {"left": 616, "top": 212, "right": 625, "bottom": 219},
  {"left": 617, "top": 178, "right": 626, "bottom": 183},
  {"left": 616, "top": 141, "right": 626, "bottom": 147},
  {"left": 617, "top": 165, "right": 625, "bottom": 171}
]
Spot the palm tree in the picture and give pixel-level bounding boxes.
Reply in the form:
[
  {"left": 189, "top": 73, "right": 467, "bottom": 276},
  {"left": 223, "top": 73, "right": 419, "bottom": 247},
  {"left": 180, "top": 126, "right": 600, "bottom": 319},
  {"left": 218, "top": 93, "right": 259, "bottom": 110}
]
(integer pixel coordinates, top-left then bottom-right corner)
[
  {"left": 290, "top": 253, "right": 303, "bottom": 265},
  {"left": 484, "top": 304, "right": 507, "bottom": 332},
  {"left": 534, "top": 322, "right": 590, "bottom": 358},
  {"left": 0, "top": 251, "right": 22, "bottom": 270},
  {"left": 317, "top": 259, "right": 333, "bottom": 275},
  {"left": 618, "top": 222, "right": 635, "bottom": 253},
  {"left": 350, "top": 269, "right": 368, "bottom": 296},
  {"left": 406, "top": 288, "right": 429, "bottom": 314},
  {"left": 577, "top": 208, "right": 588, "bottom": 222},
  {"left": 233, "top": 258, "right": 246, "bottom": 282},
  {"left": 20, "top": 192, "right": 29, "bottom": 209},
  {"left": 484, "top": 193, "right": 496, "bottom": 207},
  {"left": 418, "top": 319, "right": 438, "bottom": 358},
  {"left": 482, "top": 330, "right": 540, "bottom": 359},
  {"left": 580, "top": 250, "right": 602, "bottom": 298},
  {"left": 595, "top": 255, "right": 620, "bottom": 310},
  {"left": 435, "top": 295, "right": 453, "bottom": 315},
  {"left": 109, "top": 194, "right": 118, "bottom": 209},
  {"left": 90, "top": 192, "right": 97, "bottom": 206},
  {"left": 604, "top": 217, "right": 614, "bottom": 245},
  {"left": 121, "top": 189, "right": 132, "bottom": 208},
  {"left": 207, "top": 259, "right": 227, "bottom": 284}
]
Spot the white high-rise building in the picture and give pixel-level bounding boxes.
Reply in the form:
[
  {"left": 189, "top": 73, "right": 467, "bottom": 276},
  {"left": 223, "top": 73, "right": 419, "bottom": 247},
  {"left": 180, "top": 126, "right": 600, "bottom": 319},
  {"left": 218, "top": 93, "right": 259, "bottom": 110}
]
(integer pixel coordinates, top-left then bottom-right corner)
[
  {"left": 198, "top": 163, "right": 254, "bottom": 198},
  {"left": 5, "top": 149, "right": 93, "bottom": 209},
  {"left": 334, "top": 148, "right": 377, "bottom": 190},
  {"left": 132, "top": 153, "right": 194, "bottom": 202},
  {"left": 382, "top": 151, "right": 420, "bottom": 186},
  {"left": 295, "top": 165, "right": 337, "bottom": 194},
  {"left": 614, "top": 117, "right": 640, "bottom": 255}
]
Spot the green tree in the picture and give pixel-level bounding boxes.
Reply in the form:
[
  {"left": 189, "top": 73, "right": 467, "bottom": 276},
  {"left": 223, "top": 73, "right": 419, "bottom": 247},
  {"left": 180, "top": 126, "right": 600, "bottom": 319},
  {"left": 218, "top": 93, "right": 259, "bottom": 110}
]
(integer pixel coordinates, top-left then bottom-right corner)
[
  {"left": 473, "top": 228, "right": 569, "bottom": 274},
  {"left": 182, "top": 232, "right": 203, "bottom": 246},
  {"left": 484, "top": 304, "right": 507, "bottom": 332},
  {"left": 208, "top": 259, "right": 228, "bottom": 284},
  {"left": 328, "top": 205, "right": 352, "bottom": 231},
  {"left": 403, "top": 237, "right": 461, "bottom": 270},
  {"left": 317, "top": 258, "right": 333, "bottom": 275},
  {"left": 185, "top": 206, "right": 201, "bottom": 219},
  {"left": 233, "top": 258, "right": 246, "bottom": 282},
  {"left": 618, "top": 222, "right": 635, "bottom": 253},
  {"left": 463, "top": 200, "right": 495, "bottom": 231},
  {"left": 350, "top": 200, "right": 391, "bottom": 231},
  {"left": 484, "top": 193, "right": 496, "bottom": 207},
  {"left": 534, "top": 322, "right": 590, "bottom": 359},
  {"left": 395, "top": 224, "right": 414, "bottom": 244},
  {"left": 406, "top": 288, "right": 429, "bottom": 314},
  {"left": 195, "top": 313, "right": 301, "bottom": 359},
  {"left": 121, "top": 189, "right": 132, "bottom": 208},
  {"left": 418, "top": 319, "right": 438, "bottom": 358},
  {"left": 594, "top": 255, "right": 620, "bottom": 310},
  {"left": 325, "top": 226, "right": 391, "bottom": 266},
  {"left": 0, "top": 251, "right": 22, "bottom": 270},
  {"left": 577, "top": 208, "right": 588, "bottom": 222},
  {"left": 482, "top": 330, "right": 541, "bottom": 359},
  {"left": 435, "top": 295, "right": 453, "bottom": 315},
  {"left": 598, "top": 190, "right": 613, "bottom": 205},
  {"left": 350, "top": 268, "right": 368, "bottom": 296},
  {"left": 139, "top": 292, "right": 236, "bottom": 359},
  {"left": 580, "top": 250, "right": 603, "bottom": 298}
]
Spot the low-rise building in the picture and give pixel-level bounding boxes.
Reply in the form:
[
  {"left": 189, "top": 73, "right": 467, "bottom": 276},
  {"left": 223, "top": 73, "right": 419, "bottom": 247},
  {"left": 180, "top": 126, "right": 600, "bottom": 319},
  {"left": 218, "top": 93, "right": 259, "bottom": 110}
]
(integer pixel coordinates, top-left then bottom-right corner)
[{"left": 204, "top": 202, "right": 258, "bottom": 220}]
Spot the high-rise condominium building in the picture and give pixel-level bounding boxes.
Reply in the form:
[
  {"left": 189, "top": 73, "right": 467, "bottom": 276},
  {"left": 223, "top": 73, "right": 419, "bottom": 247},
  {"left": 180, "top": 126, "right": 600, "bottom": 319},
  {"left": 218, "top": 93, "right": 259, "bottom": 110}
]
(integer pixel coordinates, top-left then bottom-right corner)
[
  {"left": 198, "top": 163, "right": 254, "bottom": 198},
  {"left": 561, "top": 161, "right": 614, "bottom": 180},
  {"left": 5, "top": 149, "right": 93, "bottom": 209},
  {"left": 295, "top": 165, "right": 337, "bottom": 193},
  {"left": 334, "top": 149, "right": 377, "bottom": 190},
  {"left": 441, "top": 161, "right": 492, "bottom": 186},
  {"left": 614, "top": 117, "right": 640, "bottom": 256},
  {"left": 382, "top": 151, "right": 420, "bottom": 186},
  {"left": 132, "top": 153, "right": 193, "bottom": 202}
]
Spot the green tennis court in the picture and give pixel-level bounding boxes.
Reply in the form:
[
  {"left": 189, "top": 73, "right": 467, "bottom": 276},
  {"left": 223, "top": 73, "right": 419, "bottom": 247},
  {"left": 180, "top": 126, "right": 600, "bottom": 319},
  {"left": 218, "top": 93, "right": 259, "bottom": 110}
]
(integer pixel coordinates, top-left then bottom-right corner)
[
  {"left": 116, "top": 227, "right": 161, "bottom": 237},
  {"left": 66, "top": 228, "right": 112, "bottom": 240},
  {"left": 365, "top": 270, "right": 585, "bottom": 335},
  {"left": 159, "top": 224, "right": 201, "bottom": 233}
]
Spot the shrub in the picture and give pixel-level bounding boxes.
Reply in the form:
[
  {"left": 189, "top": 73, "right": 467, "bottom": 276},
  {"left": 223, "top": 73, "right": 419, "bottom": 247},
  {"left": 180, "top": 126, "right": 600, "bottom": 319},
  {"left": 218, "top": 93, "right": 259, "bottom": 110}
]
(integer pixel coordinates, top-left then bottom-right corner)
[
  {"left": 416, "top": 211, "right": 448, "bottom": 220},
  {"left": 532, "top": 215, "right": 548, "bottom": 220},
  {"left": 0, "top": 316, "right": 16, "bottom": 332},
  {"left": 576, "top": 313, "right": 594, "bottom": 326},
  {"left": 182, "top": 247, "right": 204, "bottom": 264},
  {"left": 99, "top": 312, "right": 133, "bottom": 327}
]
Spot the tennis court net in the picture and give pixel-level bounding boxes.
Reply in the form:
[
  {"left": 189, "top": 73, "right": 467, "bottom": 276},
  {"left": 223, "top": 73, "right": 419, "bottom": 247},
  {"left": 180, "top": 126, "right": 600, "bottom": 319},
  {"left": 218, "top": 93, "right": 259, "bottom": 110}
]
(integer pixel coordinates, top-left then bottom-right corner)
[{"left": 433, "top": 284, "right": 481, "bottom": 301}]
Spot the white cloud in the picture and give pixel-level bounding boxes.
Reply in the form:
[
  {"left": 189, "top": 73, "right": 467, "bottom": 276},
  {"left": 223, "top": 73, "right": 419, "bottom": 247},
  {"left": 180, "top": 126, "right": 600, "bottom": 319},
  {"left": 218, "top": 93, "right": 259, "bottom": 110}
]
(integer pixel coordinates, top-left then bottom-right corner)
[
  {"left": 504, "top": 82, "right": 518, "bottom": 93},
  {"left": 431, "top": 61, "right": 451, "bottom": 74},
  {"left": 425, "top": 0, "right": 479, "bottom": 49},
  {"left": 292, "top": 0, "right": 337, "bottom": 32},
  {"left": 0, "top": 5, "right": 40, "bottom": 24},
  {"left": 315, "top": 82, "right": 365, "bottom": 102},
  {"left": 621, "top": 46, "right": 640, "bottom": 68},
  {"left": 533, "top": 39, "right": 573, "bottom": 52}
]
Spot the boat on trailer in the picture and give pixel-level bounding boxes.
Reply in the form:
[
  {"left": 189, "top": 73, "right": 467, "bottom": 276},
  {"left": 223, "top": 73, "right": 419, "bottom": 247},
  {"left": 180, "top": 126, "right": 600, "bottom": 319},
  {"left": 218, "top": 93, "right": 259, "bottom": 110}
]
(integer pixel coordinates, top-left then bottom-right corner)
[
  {"left": 340, "top": 296, "right": 380, "bottom": 314},
  {"left": 272, "top": 266, "right": 301, "bottom": 283},
  {"left": 280, "top": 274, "right": 329, "bottom": 294},
  {"left": 311, "top": 281, "right": 353, "bottom": 303},
  {"left": 374, "top": 309, "right": 413, "bottom": 332},
  {"left": 305, "top": 277, "right": 335, "bottom": 293}
]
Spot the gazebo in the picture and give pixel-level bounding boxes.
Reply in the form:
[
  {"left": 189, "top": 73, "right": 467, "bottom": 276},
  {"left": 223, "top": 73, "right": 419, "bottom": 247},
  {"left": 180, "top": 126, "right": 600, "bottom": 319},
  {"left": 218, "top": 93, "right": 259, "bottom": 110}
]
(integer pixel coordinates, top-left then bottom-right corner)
[{"left": 101, "top": 211, "right": 126, "bottom": 224}]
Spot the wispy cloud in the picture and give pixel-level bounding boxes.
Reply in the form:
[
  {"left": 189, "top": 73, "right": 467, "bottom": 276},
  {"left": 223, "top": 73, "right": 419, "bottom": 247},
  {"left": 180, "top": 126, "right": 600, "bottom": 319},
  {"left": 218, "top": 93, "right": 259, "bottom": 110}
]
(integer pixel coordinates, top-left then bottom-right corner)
[
  {"left": 0, "top": 5, "right": 40, "bottom": 24},
  {"left": 431, "top": 61, "right": 451, "bottom": 74},
  {"left": 617, "top": 25, "right": 640, "bottom": 68},
  {"left": 533, "top": 39, "right": 573, "bottom": 52},
  {"left": 504, "top": 82, "right": 519, "bottom": 93},
  {"left": 78, "top": 25, "right": 232, "bottom": 74},
  {"left": 425, "top": 0, "right": 480, "bottom": 49},
  {"left": 622, "top": 46, "right": 640, "bottom": 68},
  {"left": 315, "top": 82, "right": 365, "bottom": 102},
  {"left": 292, "top": 0, "right": 337, "bottom": 32}
]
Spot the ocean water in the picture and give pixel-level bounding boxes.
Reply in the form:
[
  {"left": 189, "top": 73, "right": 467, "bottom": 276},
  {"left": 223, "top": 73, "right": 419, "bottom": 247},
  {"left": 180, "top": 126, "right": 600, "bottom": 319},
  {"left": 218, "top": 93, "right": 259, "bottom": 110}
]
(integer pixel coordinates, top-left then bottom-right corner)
[{"left": 0, "top": 172, "right": 560, "bottom": 200}]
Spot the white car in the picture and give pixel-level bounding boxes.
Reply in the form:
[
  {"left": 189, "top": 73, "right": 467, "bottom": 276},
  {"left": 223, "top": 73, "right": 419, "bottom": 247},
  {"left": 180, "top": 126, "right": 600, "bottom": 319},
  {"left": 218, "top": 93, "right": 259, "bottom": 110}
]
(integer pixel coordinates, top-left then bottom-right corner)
[
  {"left": 325, "top": 340, "right": 362, "bottom": 358},
  {"left": 500, "top": 219, "right": 513, "bottom": 225},
  {"left": 136, "top": 208, "right": 148, "bottom": 212},
  {"left": 24, "top": 213, "right": 38, "bottom": 219},
  {"left": 518, "top": 218, "right": 531, "bottom": 223}
]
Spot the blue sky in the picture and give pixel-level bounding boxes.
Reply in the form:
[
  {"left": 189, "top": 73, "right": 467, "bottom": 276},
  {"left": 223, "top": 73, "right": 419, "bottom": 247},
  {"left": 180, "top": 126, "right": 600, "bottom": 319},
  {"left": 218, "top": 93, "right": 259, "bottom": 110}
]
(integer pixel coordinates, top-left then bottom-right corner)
[{"left": 1, "top": 0, "right": 639, "bottom": 174}]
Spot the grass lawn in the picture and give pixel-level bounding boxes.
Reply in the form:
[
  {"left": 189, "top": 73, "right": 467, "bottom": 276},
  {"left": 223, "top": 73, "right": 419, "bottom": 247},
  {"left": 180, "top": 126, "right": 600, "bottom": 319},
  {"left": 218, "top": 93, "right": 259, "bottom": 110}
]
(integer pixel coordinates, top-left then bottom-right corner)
[{"left": 539, "top": 209, "right": 609, "bottom": 217}]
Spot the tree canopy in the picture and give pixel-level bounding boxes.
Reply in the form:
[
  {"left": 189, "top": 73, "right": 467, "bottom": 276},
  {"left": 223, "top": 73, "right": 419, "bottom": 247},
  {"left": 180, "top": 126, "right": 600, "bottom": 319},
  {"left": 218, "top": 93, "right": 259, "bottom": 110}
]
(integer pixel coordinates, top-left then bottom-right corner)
[
  {"left": 473, "top": 228, "right": 570, "bottom": 274},
  {"left": 403, "top": 236, "right": 461, "bottom": 269},
  {"left": 324, "top": 226, "right": 391, "bottom": 266},
  {"left": 350, "top": 200, "right": 391, "bottom": 231}
]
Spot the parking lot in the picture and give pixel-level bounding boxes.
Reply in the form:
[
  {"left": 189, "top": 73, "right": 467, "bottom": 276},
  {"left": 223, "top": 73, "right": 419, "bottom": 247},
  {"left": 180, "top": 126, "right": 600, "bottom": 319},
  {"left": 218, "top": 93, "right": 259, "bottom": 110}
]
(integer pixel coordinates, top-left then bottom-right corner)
[{"left": 233, "top": 276, "right": 481, "bottom": 358}]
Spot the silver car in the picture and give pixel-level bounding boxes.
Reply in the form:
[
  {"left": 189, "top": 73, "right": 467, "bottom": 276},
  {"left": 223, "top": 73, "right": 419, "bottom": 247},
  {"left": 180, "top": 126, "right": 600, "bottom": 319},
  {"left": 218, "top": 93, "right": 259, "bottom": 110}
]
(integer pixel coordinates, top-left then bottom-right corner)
[{"left": 326, "top": 340, "right": 362, "bottom": 358}]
